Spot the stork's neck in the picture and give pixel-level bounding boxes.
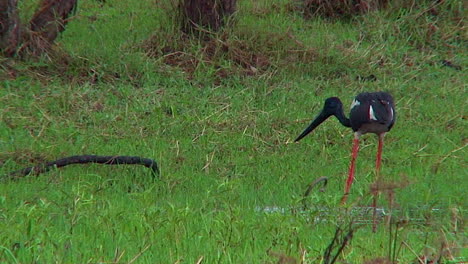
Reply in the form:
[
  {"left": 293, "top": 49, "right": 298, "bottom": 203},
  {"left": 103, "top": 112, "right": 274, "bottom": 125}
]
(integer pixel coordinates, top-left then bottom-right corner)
[{"left": 334, "top": 109, "right": 351, "bottom": 128}]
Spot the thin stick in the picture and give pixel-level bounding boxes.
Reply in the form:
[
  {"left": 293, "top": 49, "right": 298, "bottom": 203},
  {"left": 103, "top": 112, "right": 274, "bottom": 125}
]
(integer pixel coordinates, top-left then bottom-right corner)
[
  {"left": 402, "top": 241, "right": 424, "bottom": 264},
  {"left": 330, "top": 227, "right": 355, "bottom": 264},
  {"left": 128, "top": 244, "right": 151, "bottom": 264},
  {"left": 392, "top": 220, "right": 399, "bottom": 263},
  {"left": 323, "top": 227, "right": 340, "bottom": 264},
  {"left": 388, "top": 218, "right": 393, "bottom": 262},
  {"left": 6, "top": 155, "right": 159, "bottom": 179},
  {"left": 195, "top": 256, "right": 204, "bottom": 264}
]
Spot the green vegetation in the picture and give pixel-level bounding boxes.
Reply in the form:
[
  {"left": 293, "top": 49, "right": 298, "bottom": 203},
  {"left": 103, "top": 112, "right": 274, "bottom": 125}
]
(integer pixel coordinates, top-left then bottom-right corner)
[{"left": 0, "top": 0, "right": 466, "bottom": 263}]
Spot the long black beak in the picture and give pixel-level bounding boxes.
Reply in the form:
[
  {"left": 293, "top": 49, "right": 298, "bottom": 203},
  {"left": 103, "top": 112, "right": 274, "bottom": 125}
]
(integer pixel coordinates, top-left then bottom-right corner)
[{"left": 295, "top": 111, "right": 332, "bottom": 142}]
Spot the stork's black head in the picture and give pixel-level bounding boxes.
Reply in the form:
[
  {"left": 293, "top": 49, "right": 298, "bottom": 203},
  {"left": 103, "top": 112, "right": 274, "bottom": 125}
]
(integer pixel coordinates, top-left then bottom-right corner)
[
  {"left": 295, "top": 97, "right": 349, "bottom": 142},
  {"left": 323, "top": 97, "right": 344, "bottom": 115}
]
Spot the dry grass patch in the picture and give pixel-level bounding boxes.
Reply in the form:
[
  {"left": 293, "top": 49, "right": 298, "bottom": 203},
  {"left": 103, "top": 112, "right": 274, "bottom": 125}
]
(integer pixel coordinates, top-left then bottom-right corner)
[{"left": 142, "top": 28, "right": 319, "bottom": 83}]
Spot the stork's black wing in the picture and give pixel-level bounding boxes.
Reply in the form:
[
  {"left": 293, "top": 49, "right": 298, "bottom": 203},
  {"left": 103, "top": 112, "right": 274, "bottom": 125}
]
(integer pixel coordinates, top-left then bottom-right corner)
[
  {"left": 370, "top": 93, "right": 395, "bottom": 124},
  {"left": 349, "top": 92, "right": 395, "bottom": 132}
]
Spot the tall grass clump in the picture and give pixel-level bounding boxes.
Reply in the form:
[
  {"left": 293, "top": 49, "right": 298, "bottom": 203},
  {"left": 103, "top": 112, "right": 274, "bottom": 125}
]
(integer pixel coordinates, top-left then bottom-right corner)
[
  {"left": 360, "top": 0, "right": 465, "bottom": 52},
  {"left": 295, "top": 0, "right": 390, "bottom": 19}
]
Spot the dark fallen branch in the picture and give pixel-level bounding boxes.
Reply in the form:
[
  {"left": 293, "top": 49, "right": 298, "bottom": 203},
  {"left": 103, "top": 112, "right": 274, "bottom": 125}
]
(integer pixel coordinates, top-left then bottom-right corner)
[
  {"left": 6, "top": 155, "right": 159, "bottom": 179},
  {"left": 302, "top": 176, "right": 328, "bottom": 210}
]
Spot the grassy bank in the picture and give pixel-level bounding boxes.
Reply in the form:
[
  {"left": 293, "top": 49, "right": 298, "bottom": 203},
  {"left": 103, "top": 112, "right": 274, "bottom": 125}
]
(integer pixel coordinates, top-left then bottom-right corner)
[{"left": 0, "top": 0, "right": 466, "bottom": 262}]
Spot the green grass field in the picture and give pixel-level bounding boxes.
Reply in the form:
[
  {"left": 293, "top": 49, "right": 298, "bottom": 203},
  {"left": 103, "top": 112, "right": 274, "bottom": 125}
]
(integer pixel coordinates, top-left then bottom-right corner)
[{"left": 1, "top": 0, "right": 466, "bottom": 263}]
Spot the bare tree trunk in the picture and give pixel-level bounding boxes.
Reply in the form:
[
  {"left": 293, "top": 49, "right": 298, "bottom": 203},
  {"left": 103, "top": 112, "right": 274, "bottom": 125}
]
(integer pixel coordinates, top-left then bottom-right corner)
[
  {"left": 180, "top": 0, "right": 236, "bottom": 34},
  {"left": 0, "top": 0, "right": 21, "bottom": 56},
  {"left": 1, "top": 0, "right": 77, "bottom": 57},
  {"left": 26, "top": 0, "right": 78, "bottom": 55}
]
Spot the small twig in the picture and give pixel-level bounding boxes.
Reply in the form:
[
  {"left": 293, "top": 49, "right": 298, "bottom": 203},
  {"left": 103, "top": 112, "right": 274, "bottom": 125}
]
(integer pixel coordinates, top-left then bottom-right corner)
[
  {"left": 372, "top": 191, "right": 378, "bottom": 233},
  {"left": 323, "top": 227, "right": 340, "bottom": 264},
  {"left": 201, "top": 150, "right": 216, "bottom": 172},
  {"left": 113, "top": 248, "right": 125, "bottom": 263},
  {"left": 195, "top": 256, "right": 204, "bottom": 264},
  {"left": 388, "top": 217, "right": 393, "bottom": 262},
  {"left": 390, "top": 218, "right": 400, "bottom": 263},
  {"left": 432, "top": 143, "right": 467, "bottom": 173},
  {"left": 128, "top": 244, "right": 151, "bottom": 264},
  {"left": 6, "top": 155, "right": 160, "bottom": 179},
  {"left": 323, "top": 223, "right": 357, "bottom": 264},
  {"left": 330, "top": 228, "right": 354, "bottom": 264},
  {"left": 402, "top": 241, "right": 425, "bottom": 264},
  {"left": 439, "top": 228, "right": 455, "bottom": 261},
  {"left": 300, "top": 246, "right": 307, "bottom": 264}
]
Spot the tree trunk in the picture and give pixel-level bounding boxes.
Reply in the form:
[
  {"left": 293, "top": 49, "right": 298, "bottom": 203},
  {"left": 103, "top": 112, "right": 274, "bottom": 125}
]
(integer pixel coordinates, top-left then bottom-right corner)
[
  {"left": 0, "top": 0, "right": 77, "bottom": 57},
  {"left": 27, "top": 0, "right": 78, "bottom": 55},
  {"left": 180, "top": 0, "right": 236, "bottom": 34},
  {"left": 0, "top": 0, "right": 21, "bottom": 56}
]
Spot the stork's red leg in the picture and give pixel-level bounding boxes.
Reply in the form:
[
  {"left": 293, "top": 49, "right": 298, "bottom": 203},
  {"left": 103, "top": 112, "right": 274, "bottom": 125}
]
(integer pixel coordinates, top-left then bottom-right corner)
[
  {"left": 375, "top": 133, "right": 385, "bottom": 176},
  {"left": 372, "top": 133, "right": 385, "bottom": 232},
  {"left": 341, "top": 133, "right": 360, "bottom": 204}
]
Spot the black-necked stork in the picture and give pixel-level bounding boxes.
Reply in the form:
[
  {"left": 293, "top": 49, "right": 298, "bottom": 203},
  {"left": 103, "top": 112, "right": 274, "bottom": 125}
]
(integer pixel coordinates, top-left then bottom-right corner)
[{"left": 295, "top": 92, "right": 395, "bottom": 204}]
